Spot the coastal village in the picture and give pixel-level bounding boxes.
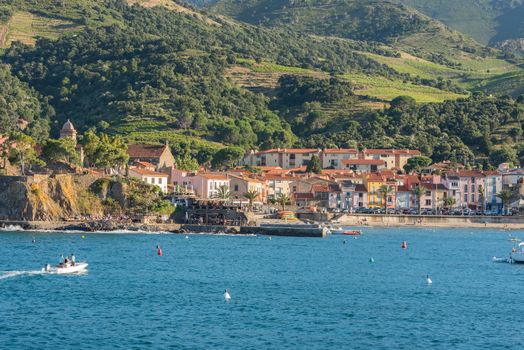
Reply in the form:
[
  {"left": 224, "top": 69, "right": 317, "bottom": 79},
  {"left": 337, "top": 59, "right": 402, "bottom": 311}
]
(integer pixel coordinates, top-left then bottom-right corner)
[{"left": 2, "top": 120, "right": 524, "bottom": 230}]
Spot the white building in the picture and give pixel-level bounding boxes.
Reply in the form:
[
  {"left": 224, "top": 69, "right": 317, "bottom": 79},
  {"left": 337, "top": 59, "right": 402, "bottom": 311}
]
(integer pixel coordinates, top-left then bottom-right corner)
[{"left": 129, "top": 168, "right": 169, "bottom": 194}]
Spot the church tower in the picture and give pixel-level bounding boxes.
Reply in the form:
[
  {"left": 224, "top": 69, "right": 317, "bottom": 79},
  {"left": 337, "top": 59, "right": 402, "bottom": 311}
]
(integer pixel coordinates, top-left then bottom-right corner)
[{"left": 60, "top": 119, "right": 77, "bottom": 144}]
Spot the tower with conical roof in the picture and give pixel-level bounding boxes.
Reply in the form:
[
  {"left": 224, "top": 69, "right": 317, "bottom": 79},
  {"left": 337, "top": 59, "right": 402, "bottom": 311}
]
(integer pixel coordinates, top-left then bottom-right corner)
[{"left": 60, "top": 119, "right": 77, "bottom": 144}]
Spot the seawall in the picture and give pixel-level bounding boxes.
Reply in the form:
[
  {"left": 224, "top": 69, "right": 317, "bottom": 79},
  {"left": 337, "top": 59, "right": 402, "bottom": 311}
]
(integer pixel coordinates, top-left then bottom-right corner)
[{"left": 334, "top": 214, "right": 524, "bottom": 229}]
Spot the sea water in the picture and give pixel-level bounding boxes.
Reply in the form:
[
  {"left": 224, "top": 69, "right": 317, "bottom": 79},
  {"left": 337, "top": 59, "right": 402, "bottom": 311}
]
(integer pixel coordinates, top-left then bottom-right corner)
[{"left": 0, "top": 228, "right": 523, "bottom": 349}]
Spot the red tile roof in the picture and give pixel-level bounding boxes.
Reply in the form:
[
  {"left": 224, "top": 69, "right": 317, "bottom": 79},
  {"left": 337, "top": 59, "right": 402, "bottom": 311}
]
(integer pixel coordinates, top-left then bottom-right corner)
[
  {"left": 363, "top": 149, "right": 421, "bottom": 155},
  {"left": 255, "top": 148, "right": 319, "bottom": 155},
  {"left": 343, "top": 159, "right": 385, "bottom": 165},
  {"left": 127, "top": 144, "right": 167, "bottom": 158},
  {"left": 129, "top": 168, "right": 168, "bottom": 177},
  {"left": 322, "top": 148, "right": 358, "bottom": 154}
]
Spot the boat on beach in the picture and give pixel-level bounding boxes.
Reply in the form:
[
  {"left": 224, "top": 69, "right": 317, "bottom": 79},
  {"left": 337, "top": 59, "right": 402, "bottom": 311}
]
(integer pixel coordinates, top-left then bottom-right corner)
[
  {"left": 510, "top": 243, "right": 524, "bottom": 263},
  {"left": 42, "top": 262, "right": 88, "bottom": 274}
]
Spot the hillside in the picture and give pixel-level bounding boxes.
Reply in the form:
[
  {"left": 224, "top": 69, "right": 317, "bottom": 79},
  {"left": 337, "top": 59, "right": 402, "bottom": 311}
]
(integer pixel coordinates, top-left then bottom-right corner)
[
  {"left": 208, "top": 0, "right": 493, "bottom": 63},
  {"left": 2, "top": 0, "right": 524, "bottom": 167},
  {"left": 395, "top": 0, "right": 524, "bottom": 52}
]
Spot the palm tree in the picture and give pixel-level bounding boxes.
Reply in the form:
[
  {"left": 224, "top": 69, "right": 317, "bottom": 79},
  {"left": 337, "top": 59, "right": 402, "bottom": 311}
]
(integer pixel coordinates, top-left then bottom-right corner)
[
  {"left": 243, "top": 190, "right": 259, "bottom": 212},
  {"left": 412, "top": 186, "right": 425, "bottom": 215},
  {"left": 478, "top": 185, "right": 485, "bottom": 213},
  {"left": 215, "top": 185, "right": 231, "bottom": 201},
  {"left": 378, "top": 185, "right": 394, "bottom": 215},
  {"left": 275, "top": 193, "right": 291, "bottom": 211},
  {"left": 442, "top": 196, "right": 456, "bottom": 211},
  {"left": 496, "top": 189, "right": 513, "bottom": 215}
]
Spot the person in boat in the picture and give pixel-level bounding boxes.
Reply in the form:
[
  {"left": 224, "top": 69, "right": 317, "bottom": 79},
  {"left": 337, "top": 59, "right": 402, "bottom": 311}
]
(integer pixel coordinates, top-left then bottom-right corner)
[
  {"left": 71, "top": 253, "right": 76, "bottom": 266},
  {"left": 64, "top": 256, "right": 70, "bottom": 267}
]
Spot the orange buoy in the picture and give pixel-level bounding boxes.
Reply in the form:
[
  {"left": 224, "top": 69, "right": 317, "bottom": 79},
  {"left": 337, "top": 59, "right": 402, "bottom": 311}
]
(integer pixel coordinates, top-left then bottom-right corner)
[
  {"left": 157, "top": 245, "right": 163, "bottom": 256},
  {"left": 402, "top": 241, "right": 407, "bottom": 249}
]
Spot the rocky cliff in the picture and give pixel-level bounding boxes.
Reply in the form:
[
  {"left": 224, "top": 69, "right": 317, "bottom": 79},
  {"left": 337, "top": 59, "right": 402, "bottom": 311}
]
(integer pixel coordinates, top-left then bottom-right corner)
[{"left": 0, "top": 174, "right": 104, "bottom": 221}]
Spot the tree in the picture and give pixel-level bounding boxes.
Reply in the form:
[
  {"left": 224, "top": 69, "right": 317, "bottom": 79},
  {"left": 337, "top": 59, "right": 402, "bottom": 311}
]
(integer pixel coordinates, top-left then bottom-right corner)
[
  {"left": 390, "top": 96, "right": 416, "bottom": 110},
  {"left": 243, "top": 190, "right": 259, "bottom": 212},
  {"left": 478, "top": 185, "right": 485, "bottom": 213},
  {"left": 83, "top": 131, "right": 128, "bottom": 170},
  {"left": 275, "top": 193, "right": 291, "bottom": 211},
  {"left": 442, "top": 196, "right": 456, "bottom": 211},
  {"left": 412, "top": 186, "right": 425, "bottom": 215},
  {"left": 403, "top": 156, "right": 432, "bottom": 174},
  {"left": 211, "top": 147, "right": 244, "bottom": 169},
  {"left": 496, "top": 190, "right": 513, "bottom": 215},
  {"left": 42, "top": 138, "right": 80, "bottom": 166},
  {"left": 175, "top": 144, "right": 199, "bottom": 171},
  {"left": 489, "top": 147, "right": 518, "bottom": 167},
  {"left": 8, "top": 133, "right": 44, "bottom": 175},
  {"left": 378, "top": 185, "right": 394, "bottom": 214},
  {"left": 215, "top": 185, "right": 231, "bottom": 201},
  {"left": 306, "top": 154, "right": 322, "bottom": 173}
]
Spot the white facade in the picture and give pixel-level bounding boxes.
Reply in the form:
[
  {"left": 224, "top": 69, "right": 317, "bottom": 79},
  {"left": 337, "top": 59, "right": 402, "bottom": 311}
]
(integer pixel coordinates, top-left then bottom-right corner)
[{"left": 129, "top": 168, "right": 169, "bottom": 193}]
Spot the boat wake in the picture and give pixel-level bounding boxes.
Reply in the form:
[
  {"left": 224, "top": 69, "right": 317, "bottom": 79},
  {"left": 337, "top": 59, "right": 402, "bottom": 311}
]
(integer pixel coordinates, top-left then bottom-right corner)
[{"left": 0, "top": 270, "right": 45, "bottom": 280}]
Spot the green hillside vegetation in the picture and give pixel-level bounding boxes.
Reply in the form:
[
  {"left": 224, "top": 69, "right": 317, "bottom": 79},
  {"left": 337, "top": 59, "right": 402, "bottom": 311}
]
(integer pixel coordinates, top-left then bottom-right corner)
[
  {"left": 0, "top": 64, "right": 51, "bottom": 142},
  {"left": 209, "top": 0, "right": 491, "bottom": 64},
  {"left": 394, "top": 0, "right": 524, "bottom": 48},
  {"left": 1, "top": 0, "right": 524, "bottom": 168}
]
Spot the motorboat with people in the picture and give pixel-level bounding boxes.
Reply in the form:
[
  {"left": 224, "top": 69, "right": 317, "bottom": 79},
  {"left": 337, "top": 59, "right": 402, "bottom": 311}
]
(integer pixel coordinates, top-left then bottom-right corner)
[
  {"left": 42, "top": 255, "right": 88, "bottom": 274},
  {"left": 510, "top": 242, "right": 524, "bottom": 263},
  {"left": 42, "top": 262, "right": 88, "bottom": 274}
]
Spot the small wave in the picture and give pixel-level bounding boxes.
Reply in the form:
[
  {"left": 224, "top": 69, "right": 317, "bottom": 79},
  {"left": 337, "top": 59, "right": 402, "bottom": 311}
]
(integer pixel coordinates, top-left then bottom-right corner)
[
  {"left": 0, "top": 270, "right": 45, "bottom": 280},
  {"left": 0, "top": 225, "right": 25, "bottom": 232}
]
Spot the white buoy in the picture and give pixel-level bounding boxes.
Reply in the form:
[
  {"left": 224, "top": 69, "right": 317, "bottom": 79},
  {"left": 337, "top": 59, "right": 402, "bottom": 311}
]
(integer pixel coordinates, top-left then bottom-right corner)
[
  {"left": 426, "top": 275, "right": 433, "bottom": 285},
  {"left": 185, "top": 235, "right": 189, "bottom": 239},
  {"left": 224, "top": 289, "right": 231, "bottom": 301}
]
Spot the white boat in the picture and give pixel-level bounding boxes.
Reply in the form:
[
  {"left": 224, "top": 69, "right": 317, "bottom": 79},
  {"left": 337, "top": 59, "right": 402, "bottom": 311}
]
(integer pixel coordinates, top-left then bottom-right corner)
[
  {"left": 510, "top": 243, "right": 524, "bottom": 263},
  {"left": 492, "top": 256, "right": 510, "bottom": 263},
  {"left": 42, "top": 262, "right": 88, "bottom": 274}
]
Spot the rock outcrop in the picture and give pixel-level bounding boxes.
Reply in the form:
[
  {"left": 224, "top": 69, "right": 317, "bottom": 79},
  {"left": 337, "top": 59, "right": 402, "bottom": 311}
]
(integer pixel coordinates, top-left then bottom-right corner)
[{"left": 0, "top": 174, "right": 104, "bottom": 221}]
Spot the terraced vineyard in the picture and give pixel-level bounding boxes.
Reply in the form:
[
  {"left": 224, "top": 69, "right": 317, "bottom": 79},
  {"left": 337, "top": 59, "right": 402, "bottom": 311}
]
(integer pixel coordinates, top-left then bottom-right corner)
[{"left": 0, "top": 11, "right": 80, "bottom": 48}]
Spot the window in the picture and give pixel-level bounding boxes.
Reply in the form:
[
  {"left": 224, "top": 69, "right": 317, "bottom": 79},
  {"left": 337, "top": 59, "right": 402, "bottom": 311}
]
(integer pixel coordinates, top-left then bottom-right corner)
[
  {"left": 425, "top": 199, "right": 431, "bottom": 206},
  {"left": 464, "top": 185, "right": 468, "bottom": 193},
  {"left": 471, "top": 195, "right": 475, "bottom": 202},
  {"left": 464, "top": 194, "right": 468, "bottom": 202},
  {"left": 452, "top": 190, "right": 456, "bottom": 196},
  {"left": 234, "top": 185, "right": 239, "bottom": 191},
  {"left": 451, "top": 182, "right": 458, "bottom": 187},
  {"left": 425, "top": 191, "right": 431, "bottom": 196},
  {"left": 471, "top": 185, "right": 475, "bottom": 193}
]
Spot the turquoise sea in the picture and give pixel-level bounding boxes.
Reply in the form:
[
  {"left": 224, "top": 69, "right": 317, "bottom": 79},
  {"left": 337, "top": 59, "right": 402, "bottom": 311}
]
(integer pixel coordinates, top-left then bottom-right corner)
[{"left": 0, "top": 227, "right": 523, "bottom": 349}]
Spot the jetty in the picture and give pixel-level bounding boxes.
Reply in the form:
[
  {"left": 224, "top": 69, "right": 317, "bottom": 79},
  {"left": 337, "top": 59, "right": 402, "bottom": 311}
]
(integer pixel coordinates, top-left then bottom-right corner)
[{"left": 240, "top": 224, "right": 328, "bottom": 237}]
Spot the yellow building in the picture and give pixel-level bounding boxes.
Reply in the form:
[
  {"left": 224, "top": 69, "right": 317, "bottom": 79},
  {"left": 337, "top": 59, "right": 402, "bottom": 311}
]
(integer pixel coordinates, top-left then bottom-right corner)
[{"left": 364, "top": 174, "right": 385, "bottom": 208}]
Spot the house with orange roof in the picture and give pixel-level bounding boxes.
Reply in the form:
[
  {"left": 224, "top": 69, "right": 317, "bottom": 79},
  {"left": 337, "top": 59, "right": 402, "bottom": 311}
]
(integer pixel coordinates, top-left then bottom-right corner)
[
  {"left": 340, "top": 159, "right": 386, "bottom": 172},
  {"left": 128, "top": 168, "right": 169, "bottom": 193},
  {"left": 191, "top": 173, "right": 230, "bottom": 199},
  {"left": 361, "top": 149, "right": 421, "bottom": 170},
  {"left": 243, "top": 148, "right": 321, "bottom": 169},
  {"left": 127, "top": 143, "right": 175, "bottom": 168},
  {"left": 229, "top": 174, "right": 267, "bottom": 203},
  {"left": 260, "top": 173, "right": 295, "bottom": 201},
  {"left": 363, "top": 173, "right": 397, "bottom": 209},
  {"left": 321, "top": 148, "right": 358, "bottom": 168}
]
